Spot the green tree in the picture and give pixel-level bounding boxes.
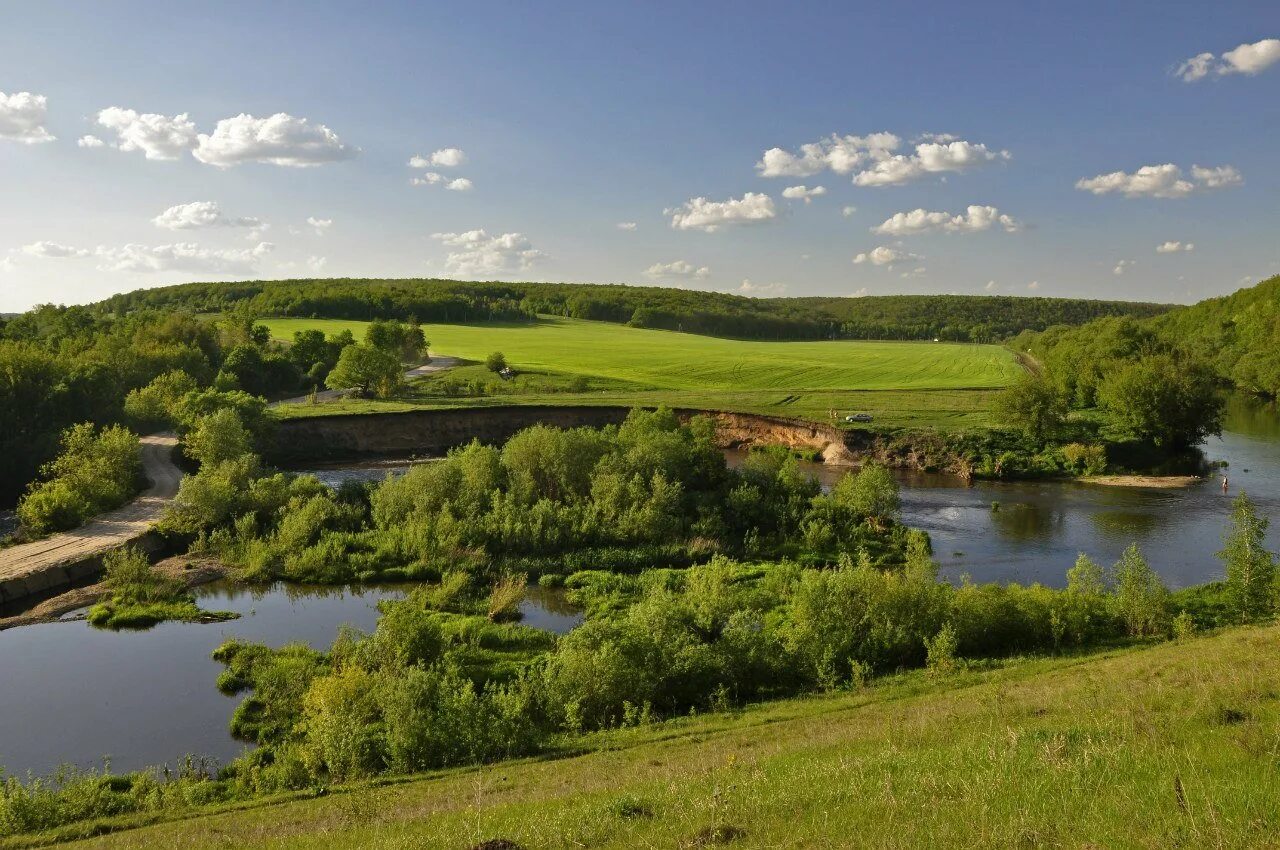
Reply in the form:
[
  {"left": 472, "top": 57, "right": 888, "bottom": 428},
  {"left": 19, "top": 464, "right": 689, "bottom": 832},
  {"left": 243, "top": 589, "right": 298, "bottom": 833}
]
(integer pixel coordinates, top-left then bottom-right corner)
[
  {"left": 486, "top": 351, "right": 508, "bottom": 373},
  {"left": 185, "top": 408, "right": 253, "bottom": 467},
  {"left": 1097, "top": 354, "right": 1222, "bottom": 449},
  {"left": 365, "top": 319, "right": 426, "bottom": 360},
  {"left": 994, "top": 373, "right": 1067, "bottom": 443},
  {"left": 1111, "top": 544, "right": 1168, "bottom": 637},
  {"left": 1219, "top": 492, "right": 1277, "bottom": 622},
  {"left": 326, "top": 344, "right": 403, "bottom": 397}
]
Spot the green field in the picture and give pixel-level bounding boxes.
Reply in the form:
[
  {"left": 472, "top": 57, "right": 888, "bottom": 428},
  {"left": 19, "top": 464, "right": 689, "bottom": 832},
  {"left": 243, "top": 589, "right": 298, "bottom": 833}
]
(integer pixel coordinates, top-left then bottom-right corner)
[
  {"left": 263, "top": 316, "right": 1020, "bottom": 391},
  {"left": 263, "top": 316, "right": 1022, "bottom": 429},
  {"left": 38, "top": 623, "right": 1279, "bottom": 849}
]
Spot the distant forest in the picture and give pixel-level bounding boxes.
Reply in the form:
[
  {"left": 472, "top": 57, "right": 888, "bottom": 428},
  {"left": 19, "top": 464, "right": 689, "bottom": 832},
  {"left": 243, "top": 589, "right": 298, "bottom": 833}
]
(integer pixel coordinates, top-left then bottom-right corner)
[{"left": 93, "top": 278, "right": 1173, "bottom": 343}]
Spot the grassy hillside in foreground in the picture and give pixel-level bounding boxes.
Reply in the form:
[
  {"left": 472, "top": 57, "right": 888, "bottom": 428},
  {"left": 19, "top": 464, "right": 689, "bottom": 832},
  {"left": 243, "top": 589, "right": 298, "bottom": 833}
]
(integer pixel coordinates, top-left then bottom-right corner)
[
  {"left": 30, "top": 622, "right": 1278, "bottom": 849},
  {"left": 263, "top": 316, "right": 1023, "bottom": 391}
]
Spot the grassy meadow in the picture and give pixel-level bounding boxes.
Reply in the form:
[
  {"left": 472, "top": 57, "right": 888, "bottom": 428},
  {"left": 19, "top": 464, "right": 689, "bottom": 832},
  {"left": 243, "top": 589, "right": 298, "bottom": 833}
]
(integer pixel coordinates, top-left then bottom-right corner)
[
  {"left": 262, "top": 316, "right": 1022, "bottom": 428},
  {"left": 33, "top": 622, "right": 1279, "bottom": 849}
]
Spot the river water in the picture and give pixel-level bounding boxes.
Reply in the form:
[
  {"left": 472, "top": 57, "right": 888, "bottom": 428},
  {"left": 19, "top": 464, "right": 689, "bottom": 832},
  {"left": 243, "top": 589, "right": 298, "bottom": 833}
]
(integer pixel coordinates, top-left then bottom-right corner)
[{"left": 0, "top": 395, "right": 1276, "bottom": 778}]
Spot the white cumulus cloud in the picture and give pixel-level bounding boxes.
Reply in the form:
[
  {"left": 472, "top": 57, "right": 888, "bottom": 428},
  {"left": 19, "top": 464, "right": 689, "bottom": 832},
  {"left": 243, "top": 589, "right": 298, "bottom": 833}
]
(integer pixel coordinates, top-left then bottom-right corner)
[
  {"left": 409, "top": 148, "right": 466, "bottom": 168},
  {"left": 667, "top": 192, "right": 776, "bottom": 232},
  {"left": 757, "top": 132, "right": 1008, "bottom": 187},
  {"left": 152, "top": 201, "right": 263, "bottom": 231},
  {"left": 1113, "top": 259, "right": 1134, "bottom": 276},
  {"left": 852, "top": 246, "right": 921, "bottom": 267},
  {"left": 77, "top": 134, "right": 105, "bottom": 148},
  {"left": 22, "top": 241, "right": 89, "bottom": 258},
  {"left": 0, "top": 92, "right": 55, "bottom": 143},
  {"left": 1176, "top": 38, "right": 1280, "bottom": 81},
  {"left": 307, "top": 217, "right": 333, "bottom": 235},
  {"left": 616, "top": 222, "right": 637, "bottom": 231},
  {"left": 411, "top": 171, "right": 473, "bottom": 191},
  {"left": 738, "top": 279, "right": 788, "bottom": 297},
  {"left": 781, "top": 185, "right": 827, "bottom": 203},
  {"left": 1027, "top": 281, "right": 1041, "bottom": 291},
  {"left": 1076, "top": 163, "right": 1242, "bottom": 198},
  {"left": 1156, "top": 241, "right": 1195, "bottom": 253},
  {"left": 95, "top": 107, "right": 198, "bottom": 160},
  {"left": 94, "top": 241, "right": 274, "bottom": 274},
  {"left": 872, "top": 205, "right": 1020, "bottom": 236},
  {"left": 431, "top": 230, "right": 546, "bottom": 277},
  {"left": 842, "top": 205, "right": 857, "bottom": 217},
  {"left": 193, "top": 113, "right": 356, "bottom": 168},
  {"left": 645, "top": 260, "right": 710, "bottom": 280}
]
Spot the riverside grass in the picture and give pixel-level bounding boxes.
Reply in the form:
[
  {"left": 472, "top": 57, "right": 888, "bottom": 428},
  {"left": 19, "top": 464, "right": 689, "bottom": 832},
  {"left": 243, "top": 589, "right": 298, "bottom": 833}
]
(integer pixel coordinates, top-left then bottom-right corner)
[
  {"left": 24, "top": 622, "right": 1280, "bottom": 849},
  {"left": 262, "top": 316, "right": 1020, "bottom": 429}
]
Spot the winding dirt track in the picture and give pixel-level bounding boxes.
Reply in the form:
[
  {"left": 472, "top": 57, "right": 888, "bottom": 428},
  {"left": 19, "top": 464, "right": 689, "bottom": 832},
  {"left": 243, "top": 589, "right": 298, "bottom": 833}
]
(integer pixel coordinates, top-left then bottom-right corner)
[{"left": 0, "top": 433, "right": 181, "bottom": 602}]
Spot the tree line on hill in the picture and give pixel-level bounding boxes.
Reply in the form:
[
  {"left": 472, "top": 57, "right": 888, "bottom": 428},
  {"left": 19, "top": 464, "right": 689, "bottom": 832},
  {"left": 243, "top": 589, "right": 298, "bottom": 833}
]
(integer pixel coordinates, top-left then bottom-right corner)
[{"left": 89, "top": 278, "right": 1171, "bottom": 343}]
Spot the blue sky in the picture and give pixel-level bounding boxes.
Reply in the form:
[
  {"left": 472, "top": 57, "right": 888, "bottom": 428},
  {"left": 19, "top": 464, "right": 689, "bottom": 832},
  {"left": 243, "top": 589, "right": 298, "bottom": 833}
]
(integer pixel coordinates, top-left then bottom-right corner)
[{"left": 1, "top": 0, "right": 1277, "bottom": 311}]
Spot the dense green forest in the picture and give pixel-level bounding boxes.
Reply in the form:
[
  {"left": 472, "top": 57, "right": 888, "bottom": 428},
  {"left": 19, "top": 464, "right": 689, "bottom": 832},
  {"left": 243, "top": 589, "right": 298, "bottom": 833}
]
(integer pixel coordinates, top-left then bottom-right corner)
[
  {"left": 1011, "top": 274, "right": 1280, "bottom": 407},
  {"left": 90, "top": 278, "right": 1171, "bottom": 343}
]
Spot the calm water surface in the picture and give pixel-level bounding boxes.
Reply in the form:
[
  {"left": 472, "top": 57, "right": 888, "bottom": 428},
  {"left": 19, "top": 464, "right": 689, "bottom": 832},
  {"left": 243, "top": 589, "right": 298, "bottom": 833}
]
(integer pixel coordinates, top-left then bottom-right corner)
[{"left": 0, "top": 582, "right": 579, "bottom": 777}]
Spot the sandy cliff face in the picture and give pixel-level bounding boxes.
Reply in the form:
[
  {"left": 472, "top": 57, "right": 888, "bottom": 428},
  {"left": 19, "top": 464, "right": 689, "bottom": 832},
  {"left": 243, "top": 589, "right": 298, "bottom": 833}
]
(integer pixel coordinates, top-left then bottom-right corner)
[{"left": 269, "top": 406, "right": 859, "bottom": 465}]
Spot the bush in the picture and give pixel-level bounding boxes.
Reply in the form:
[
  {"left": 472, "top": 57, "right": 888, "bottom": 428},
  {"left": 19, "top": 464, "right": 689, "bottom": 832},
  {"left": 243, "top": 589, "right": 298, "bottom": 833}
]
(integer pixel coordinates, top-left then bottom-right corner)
[
  {"left": 486, "top": 351, "right": 507, "bottom": 372},
  {"left": 17, "top": 423, "right": 141, "bottom": 535}
]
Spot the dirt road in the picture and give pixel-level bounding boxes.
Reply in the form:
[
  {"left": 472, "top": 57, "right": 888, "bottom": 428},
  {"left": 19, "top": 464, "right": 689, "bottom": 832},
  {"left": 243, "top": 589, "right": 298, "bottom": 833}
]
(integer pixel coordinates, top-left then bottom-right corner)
[
  {"left": 270, "top": 356, "right": 461, "bottom": 407},
  {"left": 0, "top": 433, "right": 181, "bottom": 604}
]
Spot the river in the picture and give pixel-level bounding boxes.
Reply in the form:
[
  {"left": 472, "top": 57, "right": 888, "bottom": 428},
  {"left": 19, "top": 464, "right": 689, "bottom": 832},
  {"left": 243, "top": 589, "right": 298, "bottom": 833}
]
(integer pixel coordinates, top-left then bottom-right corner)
[{"left": 0, "top": 395, "right": 1276, "bottom": 778}]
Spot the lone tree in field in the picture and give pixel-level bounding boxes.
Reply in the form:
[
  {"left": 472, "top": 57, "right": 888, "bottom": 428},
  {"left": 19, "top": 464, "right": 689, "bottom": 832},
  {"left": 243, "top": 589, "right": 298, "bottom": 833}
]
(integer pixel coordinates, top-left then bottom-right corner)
[
  {"left": 1219, "top": 492, "right": 1277, "bottom": 622},
  {"left": 327, "top": 344, "right": 403, "bottom": 398},
  {"left": 486, "top": 351, "right": 507, "bottom": 373},
  {"left": 365, "top": 319, "right": 427, "bottom": 361}
]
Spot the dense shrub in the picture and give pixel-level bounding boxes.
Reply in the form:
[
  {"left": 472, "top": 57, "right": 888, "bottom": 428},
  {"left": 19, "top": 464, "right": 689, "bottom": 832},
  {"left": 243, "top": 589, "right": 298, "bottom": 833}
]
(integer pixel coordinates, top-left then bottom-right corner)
[{"left": 17, "top": 423, "right": 141, "bottom": 535}]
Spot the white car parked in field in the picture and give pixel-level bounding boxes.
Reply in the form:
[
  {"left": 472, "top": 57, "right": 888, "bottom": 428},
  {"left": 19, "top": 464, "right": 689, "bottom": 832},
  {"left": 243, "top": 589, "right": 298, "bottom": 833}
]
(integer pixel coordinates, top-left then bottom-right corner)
[{"left": 845, "top": 413, "right": 873, "bottom": 422}]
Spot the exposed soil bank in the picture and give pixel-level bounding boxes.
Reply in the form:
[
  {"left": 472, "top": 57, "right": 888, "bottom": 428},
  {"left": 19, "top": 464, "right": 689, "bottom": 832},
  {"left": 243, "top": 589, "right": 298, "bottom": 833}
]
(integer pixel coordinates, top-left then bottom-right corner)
[
  {"left": 268, "top": 405, "right": 867, "bottom": 467},
  {"left": 0, "top": 556, "right": 228, "bottom": 631}
]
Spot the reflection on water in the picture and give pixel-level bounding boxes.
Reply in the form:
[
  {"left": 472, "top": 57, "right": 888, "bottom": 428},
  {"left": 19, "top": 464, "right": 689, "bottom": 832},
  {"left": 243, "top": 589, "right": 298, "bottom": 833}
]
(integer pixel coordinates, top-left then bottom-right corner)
[{"left": 0, "top": 580, "right": 580, "bottom": 778}]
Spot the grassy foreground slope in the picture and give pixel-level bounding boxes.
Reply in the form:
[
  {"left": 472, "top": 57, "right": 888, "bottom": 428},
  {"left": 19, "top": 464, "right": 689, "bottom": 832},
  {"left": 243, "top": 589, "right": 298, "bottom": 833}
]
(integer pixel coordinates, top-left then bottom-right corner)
[
  {"left": 263, "top": 316, "right": 1022, "bottom": 391},
  {"left": 55, "top": 623, "right": 1280, "bottom": 850}
]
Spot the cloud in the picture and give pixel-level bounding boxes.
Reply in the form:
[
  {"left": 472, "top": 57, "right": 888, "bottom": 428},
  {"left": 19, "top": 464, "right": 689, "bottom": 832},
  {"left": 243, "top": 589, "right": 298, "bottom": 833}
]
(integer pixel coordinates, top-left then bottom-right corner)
[
  {"left": 985, "top": 280, "right": 999, "bottom": 292},
  {"left": 1113, "top": 259, "right": 1134, "bottom": 275},
  {"left": 308, "top": 256, "right": 328, "bottom": 273},
  {"left": 431, "top": 229, "right": 546, "bottom": 277},
  {"left": 852, "top": 245, "right": 921, "bottom": 267},
  {"left": 77, "top": 134, "right": 105, "bottom": 148},
  {"left": 756, "top": 132, "right": 901, "bottom": 177},
  {"left": 667, "top": 192, "right": 776, "bottom": 232},
  {"left": 1075, "top": 163, "right": 1242, "bottom": 198},
  {"left": 757, "top": 132, "right": 1008, "bottom": 187},
  {"left": 616, "top": 222, "right": 637, "bottom": 231},
  {"left": 899, "top": 266, "right": 927, "bottom": 279},
  {"left": 842, "top": 205, "right": 857, "bottom": 217},
  {"left": 645, "top": 259, "right": 710, "bottom": 280},
  {"left": 872, "top": 205, "right": 1020, "bottom": 236},
  {"left": 738, "top": 279, "right": 788, "bottom": 297},
  {"left": 1176, "top": 38, "right": 1280, "bottom": 81},
  {"left": 95, "top": 107, "right": 197, "bottom": 160},
  {"left": 307, "top": 216, "right": 333, "bottom": 235},
  {"left": 0, "top": 91, "right": 55, "bottom": 144},
  {"left": 781, "top": 185, "right": 827, "bottom": 203},
  {"left": 1027, "top": 281, "right": 1041, "bottom": 291},
  {"left": 410, "top": 171, "right": 473, "bottom": 191},
  {"left": 94, "top": 241, "right": 274, "bottom": 274},
  {"left": 850, "top": 287, "right": 869, "bottom": 297},
  {"left": 152, "top": 201, "right": 263, "bottom": 231},
  {"left": 1156, "top": 240, "right": 1195, "bottom": 253},
  {"left": 853, "top": 140, "right": 1010, "bottom": 187},
  {"left": 193, "top": 113, "right": 356, "bottom": 168},
  {"left": 409, "top": 147, "right": 466, "bottom": 168},
  {"left": 22, "top": 241, "right": 89, "bottom": 258}
]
